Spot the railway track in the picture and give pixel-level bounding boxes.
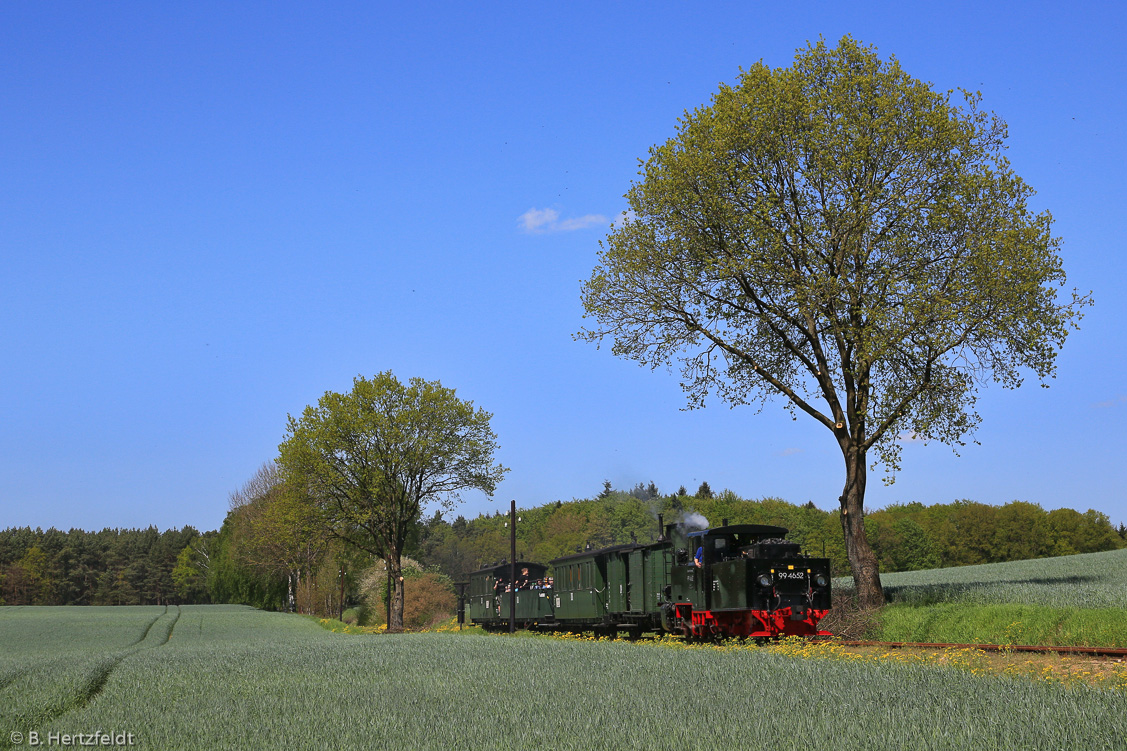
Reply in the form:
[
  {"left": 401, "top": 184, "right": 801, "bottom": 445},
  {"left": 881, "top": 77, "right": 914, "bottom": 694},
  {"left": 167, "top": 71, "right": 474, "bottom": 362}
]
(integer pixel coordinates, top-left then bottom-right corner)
[{"left": 829, "top": 639, "right": 1127, "bottom": 658}]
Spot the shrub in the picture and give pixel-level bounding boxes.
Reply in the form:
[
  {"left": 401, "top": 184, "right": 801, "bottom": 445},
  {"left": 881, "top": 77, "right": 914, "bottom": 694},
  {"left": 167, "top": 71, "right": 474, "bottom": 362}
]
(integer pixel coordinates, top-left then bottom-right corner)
[
  {"left": 820, "top": 592, "right": 882, "bottom": 640},
  {"left": 341, "top": 606, "right": 367, "bottom": 626},
  {"left": 358, "top": 560, "right": 456, "bottom": 630},
  {"left": 401, "top": 573, "right": 457, "bottom": 630}
]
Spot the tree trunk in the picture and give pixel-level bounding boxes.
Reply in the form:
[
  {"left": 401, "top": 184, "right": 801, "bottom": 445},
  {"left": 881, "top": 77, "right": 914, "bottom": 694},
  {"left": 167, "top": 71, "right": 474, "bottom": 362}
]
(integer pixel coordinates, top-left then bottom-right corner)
[
  {"left": 384, "top": 563, "right": 391, "bottom": 626},
  {"left": 839, "top": 443, "right": 885, "bottom": 609},
  {"left": 388, "top": 550, "right": 405, "bottom": 633}
]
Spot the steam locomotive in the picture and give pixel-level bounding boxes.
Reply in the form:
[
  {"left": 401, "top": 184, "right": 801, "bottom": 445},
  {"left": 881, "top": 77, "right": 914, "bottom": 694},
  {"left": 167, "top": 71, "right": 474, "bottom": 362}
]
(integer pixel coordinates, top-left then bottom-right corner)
[{"left": 463, "top": 516, "right": 831, "bottom": 641}]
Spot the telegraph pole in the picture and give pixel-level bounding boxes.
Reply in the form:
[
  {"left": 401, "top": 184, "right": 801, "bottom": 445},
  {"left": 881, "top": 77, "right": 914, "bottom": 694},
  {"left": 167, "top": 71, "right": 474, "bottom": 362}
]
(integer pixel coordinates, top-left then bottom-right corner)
[
  {"left": 338, "top": 566, "right": 345, "bottom": 621},
  {"left": 509, "top": 499, "right": 517, "bottom": 634}
]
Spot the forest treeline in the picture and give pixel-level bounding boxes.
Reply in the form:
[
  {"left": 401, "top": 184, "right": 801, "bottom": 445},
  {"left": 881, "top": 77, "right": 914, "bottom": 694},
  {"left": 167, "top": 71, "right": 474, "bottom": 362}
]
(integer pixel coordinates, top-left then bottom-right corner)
[
  {"left": 2, "top": 489, "right": 1124, "bottom": 610},
  {"left": 0, "top": 526, "right": 204, "bottom": 606},
  {"left": 411, "top": 490, "right": 1127, "bottom": 582}
]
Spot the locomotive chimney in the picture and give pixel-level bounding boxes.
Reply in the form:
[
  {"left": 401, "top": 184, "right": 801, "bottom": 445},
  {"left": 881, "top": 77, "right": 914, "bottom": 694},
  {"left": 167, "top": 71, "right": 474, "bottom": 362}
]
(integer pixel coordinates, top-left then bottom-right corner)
[
  {"left": 657, "top": 513, "right": 665, "bottom": 541},
  {"left": 722, "top": 518, "right": 729, "bottom": 528}
]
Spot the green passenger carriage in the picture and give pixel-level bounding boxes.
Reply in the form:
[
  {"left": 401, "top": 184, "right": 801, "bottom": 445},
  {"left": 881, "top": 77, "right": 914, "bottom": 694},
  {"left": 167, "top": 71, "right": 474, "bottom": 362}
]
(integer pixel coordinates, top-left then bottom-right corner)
[{"left": 466, "top": 561, "right": 553, "bottom": 631}]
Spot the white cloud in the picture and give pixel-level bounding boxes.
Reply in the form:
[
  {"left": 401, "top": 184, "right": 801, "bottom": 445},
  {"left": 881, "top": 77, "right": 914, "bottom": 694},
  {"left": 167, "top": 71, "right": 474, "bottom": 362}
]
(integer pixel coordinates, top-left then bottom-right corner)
[
  {"left": 518, "top": 207, "right": 608, "bottom": 234},
  {"left": 777, "top": 447, "right": 804, "bottom": 457},
  {"left": 518, "top": 207, "right": 559, "bottom": 233},
  {"left": 556, "top": 214, "right": 607, "bottom": 231},
  {"left": 897, "top": 432, "right": 926, "bottom": 444},
  {"left": 1093, "top": 395, "right": 1127, "bottom": 408}
]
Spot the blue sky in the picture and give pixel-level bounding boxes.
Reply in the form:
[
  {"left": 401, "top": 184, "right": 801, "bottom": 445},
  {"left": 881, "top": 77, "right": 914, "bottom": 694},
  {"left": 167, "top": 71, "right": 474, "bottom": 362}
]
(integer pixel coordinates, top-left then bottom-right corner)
[{"left": 2, "top": 1, "right": 1124, "bottom": 532}]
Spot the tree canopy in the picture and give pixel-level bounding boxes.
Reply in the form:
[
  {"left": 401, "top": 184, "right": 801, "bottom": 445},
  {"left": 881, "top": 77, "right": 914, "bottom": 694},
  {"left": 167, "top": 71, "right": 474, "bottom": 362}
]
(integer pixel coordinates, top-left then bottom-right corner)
[
  {"left": 579, "top": 36, "right": 1089, "bottom": 608},
  {"left": 277, "top": 371, "right": 507, "bottom": 631},
  {"left": 3, "top": 494, "right": 1121, "bottom": 609}
]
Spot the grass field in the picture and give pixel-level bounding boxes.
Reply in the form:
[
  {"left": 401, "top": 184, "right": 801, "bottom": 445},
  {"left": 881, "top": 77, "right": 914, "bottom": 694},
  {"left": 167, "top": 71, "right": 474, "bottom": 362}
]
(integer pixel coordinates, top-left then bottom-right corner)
[
  {"left": 2, "top": 605, "right": 1126, "bottom": 750},
  {"left": 0, "top": 606, "right": 180, "bottom": 749},
  {"left": 879, "top": 548, "right": 1127, "bottom": 609},
  {"left": 835, "top": 548, "right": 1127, "bottom": 646}
]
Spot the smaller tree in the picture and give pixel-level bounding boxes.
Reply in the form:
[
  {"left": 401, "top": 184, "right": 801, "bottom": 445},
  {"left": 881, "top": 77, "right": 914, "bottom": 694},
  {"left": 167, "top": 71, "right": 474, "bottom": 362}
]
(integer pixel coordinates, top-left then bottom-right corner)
[
  {"left": 171, "top": 545, "right": 210, "bottom": 603},
  {"left": 17, "top": 546, "right": 53, "bottom": 605},
  {"left": 696, "top": 481, "right": 713, "bottom": 499},
  {"left": 228, "top": 462, "right": 329, "bottom": 612},
  {"left": 278, "top": 372, "right": 507, "bottom": 632},
  {"left": 676, "top": 485, "right": 687, "bottom": 497}
]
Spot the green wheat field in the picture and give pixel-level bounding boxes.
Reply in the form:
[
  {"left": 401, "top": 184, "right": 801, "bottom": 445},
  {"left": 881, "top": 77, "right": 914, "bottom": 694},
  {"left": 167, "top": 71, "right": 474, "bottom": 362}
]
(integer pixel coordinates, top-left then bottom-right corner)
[
  {"left": 4, "top": 550, "right": 1127, "bottom": 750},
  {"left": 837, "top": 547, "right": 1127, "bottom": 646}
]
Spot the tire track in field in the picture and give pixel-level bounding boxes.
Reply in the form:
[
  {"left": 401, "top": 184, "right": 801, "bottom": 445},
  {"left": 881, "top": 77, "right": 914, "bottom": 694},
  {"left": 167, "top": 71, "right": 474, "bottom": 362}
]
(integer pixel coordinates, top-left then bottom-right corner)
[
  {"left": 1, "top": 606, "right": 183, "bottom": 748},
  {"left": 0, "top": 667, "right": 29, "bottom": 692},
  {"left": 75, "top": 605, "right": 181, "bottom": 702},
  {"left": 68, "top": 655, "right": 128, "bottom": 712},
  {"left": 0, "top": 655, "right": 129, "bottom": 751},
  {"left": 128, "top": 605, "right": 168, "bottom": 647},
  {"left": 154, "top": 605, "right": 181, "bottom": 646}
]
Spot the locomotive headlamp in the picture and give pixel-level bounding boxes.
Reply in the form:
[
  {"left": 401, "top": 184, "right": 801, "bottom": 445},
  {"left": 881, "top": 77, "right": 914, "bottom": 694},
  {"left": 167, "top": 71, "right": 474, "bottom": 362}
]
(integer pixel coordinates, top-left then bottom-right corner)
[
  {"left": 814, "top": 574, "right": 828, "bottom": 588},
  {"left": 757, "top": 574, "right": 772, "bottom": 588}
]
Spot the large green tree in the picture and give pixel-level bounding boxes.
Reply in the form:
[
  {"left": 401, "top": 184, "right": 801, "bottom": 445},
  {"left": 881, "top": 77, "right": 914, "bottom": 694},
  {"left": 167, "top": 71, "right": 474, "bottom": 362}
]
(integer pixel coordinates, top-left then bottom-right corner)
[
  {"left": 578, "top": 37, "right": 1089, "bottom": 608},
  {"left": 277, "top": 372, "right": 507, "bottom": 631}
]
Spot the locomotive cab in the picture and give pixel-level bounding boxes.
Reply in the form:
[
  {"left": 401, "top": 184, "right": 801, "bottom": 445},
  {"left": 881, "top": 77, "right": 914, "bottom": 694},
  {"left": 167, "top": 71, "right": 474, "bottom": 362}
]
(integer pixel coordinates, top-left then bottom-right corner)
[{"left": 669, "top": 524, "right": 832, "bottom": 639}]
